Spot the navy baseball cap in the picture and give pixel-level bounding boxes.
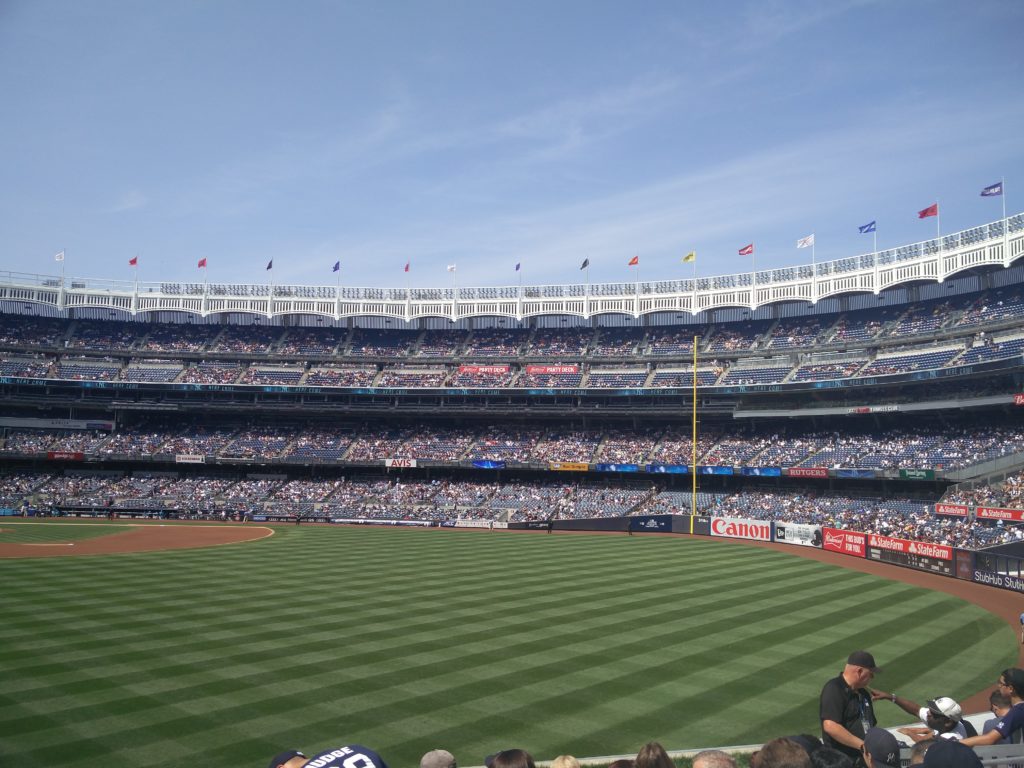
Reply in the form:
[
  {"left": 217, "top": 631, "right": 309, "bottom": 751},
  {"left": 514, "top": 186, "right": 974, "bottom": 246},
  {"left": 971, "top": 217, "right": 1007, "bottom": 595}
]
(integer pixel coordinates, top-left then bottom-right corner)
[
  {"left": 268, "top": 750, "right": 306, "bottom": 768},
  {"left": 922, "top": 740, "right": 982, "bottom": 768},
  {"left": 864, "top": 728, "right": 900, "bottom": 768}
]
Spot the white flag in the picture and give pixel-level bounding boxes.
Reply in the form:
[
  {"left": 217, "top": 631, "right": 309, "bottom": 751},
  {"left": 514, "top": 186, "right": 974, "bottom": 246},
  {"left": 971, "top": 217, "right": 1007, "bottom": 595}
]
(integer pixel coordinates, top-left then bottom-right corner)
[
  {"left": 797, "top": 234, "right": 815, "bottom": 249},
  {"left": 54, "top": 250, "right": 65, "bottom": 262},
  {"left": 446, "top": 264, "right": 456, "bottom": 272}
]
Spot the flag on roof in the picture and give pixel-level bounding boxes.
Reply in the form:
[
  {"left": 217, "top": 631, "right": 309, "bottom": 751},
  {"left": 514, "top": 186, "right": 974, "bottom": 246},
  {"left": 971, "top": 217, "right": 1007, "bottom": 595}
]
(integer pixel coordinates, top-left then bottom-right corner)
[
  {"left": 981, "top": 182, "right": 1003, "bottom": 197},
  {"left": 404, "top": 262, "right": 410, "bottom": 273},
  {"left": 580, "top": 258, "right": 590, "bottom": 270},
  {"left": 797, "top": 234, "right": 815, "bottom": 249},
  {"left": 918, "top": 203, "right": 938, "bottom": 219},
  {"left": 54, "top": 250, "right": 65, "bottom": 262},
  {"left": 266, "top": 259, "right": 274, "bottom": 270},
  {"left": 515, "top": 262, "right": 521, "bottom": 271},
  {"left": 198, "top": 258, "right": 207, "bottom": 268},
  {"left": 129, "top": 256, "right": 138, "bottom": 266},
  {"left": 446, "top": 264, "right": 456, "bottom": 272},
  {"left": 738, "top": 243, "right": 754, "bottom": 256},
  {"left": 858, "top": 221, "right": 876, "bottom": 234},
  {"left": 683, "top": 251, "right": 696, "bottom": 263},
  {"left": 627, "top": 255, "right": 639, "bottom": 266},
  {"left": 332, "top": 261, "right": 340, "bottom": 273}
]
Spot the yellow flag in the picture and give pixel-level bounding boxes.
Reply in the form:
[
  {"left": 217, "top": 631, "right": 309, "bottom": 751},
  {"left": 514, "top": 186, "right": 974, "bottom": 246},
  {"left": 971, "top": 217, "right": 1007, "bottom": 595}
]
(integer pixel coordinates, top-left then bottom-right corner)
[{"left": 683, "top": 251, "right": 696, "bottom": 263}]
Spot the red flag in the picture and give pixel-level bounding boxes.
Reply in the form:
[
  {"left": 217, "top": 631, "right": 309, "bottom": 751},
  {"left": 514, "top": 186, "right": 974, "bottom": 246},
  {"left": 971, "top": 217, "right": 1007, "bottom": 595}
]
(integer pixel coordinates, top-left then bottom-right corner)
[
  {"left": 738, "top": 244, "right": 754, "bottom": 256},
  {"left": 918, "top": 203, "right": 938, "bottom": 219},
  {"left": 197, "top": 258, "right": 207, "bottom": 268},
  {"left": 404, "top": 262, "right": 410, "bottom": 273},
  {"left": 627, "top": 255, "right": 639, "bottom": 266},
  {"left": 129, "top": 256, "right": 138, "bottom": 266}
]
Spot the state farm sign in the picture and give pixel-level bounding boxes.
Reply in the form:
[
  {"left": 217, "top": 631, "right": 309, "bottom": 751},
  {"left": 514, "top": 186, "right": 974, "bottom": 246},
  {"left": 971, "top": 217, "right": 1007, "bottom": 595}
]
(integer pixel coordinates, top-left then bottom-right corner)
[
  {"left": 710, "top": 516, "right": 771, "bottom": 541},
  {"left": 977, "top": 506, "right": 1024, "bottom": 522},
  {"left": 934, "top": 503, "right": 968, "bottom": 517},
  {"left": 867, "top": 533, "right": 952, "bottom": 560}
]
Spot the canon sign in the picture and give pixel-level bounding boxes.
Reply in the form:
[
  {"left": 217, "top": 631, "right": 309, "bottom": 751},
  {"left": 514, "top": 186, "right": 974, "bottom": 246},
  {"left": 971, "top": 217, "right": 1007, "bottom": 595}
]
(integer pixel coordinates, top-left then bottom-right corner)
[{"left": 710, "top": 517, "right": 771, "bottom": 541}]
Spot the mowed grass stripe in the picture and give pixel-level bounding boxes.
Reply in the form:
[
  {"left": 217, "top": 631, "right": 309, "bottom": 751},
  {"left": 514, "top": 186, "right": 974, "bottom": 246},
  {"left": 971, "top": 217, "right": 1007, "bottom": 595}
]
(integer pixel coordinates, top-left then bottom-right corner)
[{"left": 0, "top": 525, "right": 1014, "bottom": 768}]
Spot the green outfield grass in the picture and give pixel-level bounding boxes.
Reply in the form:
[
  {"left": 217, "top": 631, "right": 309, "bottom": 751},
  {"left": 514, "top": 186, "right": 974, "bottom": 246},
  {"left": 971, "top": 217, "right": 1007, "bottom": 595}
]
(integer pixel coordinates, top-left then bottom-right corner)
[
  {"left": 0, "top": 521, "right": 133, "bottom": 544},
  {"left": 0, "top": 524, "right": 1014, "bottom": 768}
]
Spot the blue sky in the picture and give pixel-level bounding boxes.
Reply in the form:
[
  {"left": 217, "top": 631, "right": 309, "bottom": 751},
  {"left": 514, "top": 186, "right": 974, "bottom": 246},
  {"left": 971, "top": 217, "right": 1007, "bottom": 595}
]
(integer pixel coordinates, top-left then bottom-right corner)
[{"left": 1, "top": 0, "right": 1021, "bottom": 290}]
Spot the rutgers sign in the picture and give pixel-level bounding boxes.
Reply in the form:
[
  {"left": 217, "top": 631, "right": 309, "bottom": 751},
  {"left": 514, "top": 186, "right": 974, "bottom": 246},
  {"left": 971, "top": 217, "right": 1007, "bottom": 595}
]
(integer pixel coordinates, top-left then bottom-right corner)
[{"left": 710, "top": 517, "right": 771, "bottom": 541}]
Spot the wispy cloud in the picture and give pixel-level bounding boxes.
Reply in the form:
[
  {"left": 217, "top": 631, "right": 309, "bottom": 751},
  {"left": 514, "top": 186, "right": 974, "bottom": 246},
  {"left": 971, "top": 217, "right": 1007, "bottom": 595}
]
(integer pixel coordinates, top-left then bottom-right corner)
[{"left": 109, "top": 190, "right": 148, "bottom": 213}]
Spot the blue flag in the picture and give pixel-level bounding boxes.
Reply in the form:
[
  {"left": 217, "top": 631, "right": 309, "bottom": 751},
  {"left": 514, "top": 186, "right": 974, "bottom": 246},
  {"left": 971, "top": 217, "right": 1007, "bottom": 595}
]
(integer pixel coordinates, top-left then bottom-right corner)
[
  {"left": 332, "top": 261, "right": 340, "bottom": 272},
  {"left": 981, "top": 182, "right": 1003, "bottom": 197},
  {"left": 266, "top": 259, "right": 273, "bottom": 270},
  {"left": 515, "top": 262, "right": 521, "bottom": 271},
  {"left": 858, "top": 221, "right": 876, "bottom": 234},
  {"left": 580, "top": 258, "right": 590, "bottom": 270}
]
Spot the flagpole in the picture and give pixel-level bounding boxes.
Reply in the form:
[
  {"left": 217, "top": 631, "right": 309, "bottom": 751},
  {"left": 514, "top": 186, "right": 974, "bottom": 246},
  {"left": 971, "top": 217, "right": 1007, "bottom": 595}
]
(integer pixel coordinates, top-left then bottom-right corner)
[
  {"left": 811, "top": 239, "right": 817, "bottom": 304},
  {"left": 1004, "top": 178, "right": 1009, "bottom": 266},
  {"left": 691, "top": 334, "right": 698, "bottom": 516},
  {"left": 873, "top": 228, "right": 879, "bottom": 294}
]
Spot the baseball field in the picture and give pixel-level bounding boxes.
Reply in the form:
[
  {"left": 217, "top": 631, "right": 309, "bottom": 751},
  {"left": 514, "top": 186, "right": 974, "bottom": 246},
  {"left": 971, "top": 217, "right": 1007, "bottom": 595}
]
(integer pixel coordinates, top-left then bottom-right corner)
[{"left": 0, "top": 521, "right": 1016, "bottom": 768}]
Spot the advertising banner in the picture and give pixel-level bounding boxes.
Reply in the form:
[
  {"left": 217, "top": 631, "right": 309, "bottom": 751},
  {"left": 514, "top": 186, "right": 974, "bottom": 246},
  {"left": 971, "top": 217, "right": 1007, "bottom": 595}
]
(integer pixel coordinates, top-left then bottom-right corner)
[
  {"left": 976, "top": 506, "right": 1024, "bottom": 522},
  {"left": 175, "top": 454, "right": 206, "bottom": 464},
  {"left": 458, "top": 364, "right": 509, "bottom": 374},
  {"left": 899, "top": 468, "right": 935, "bottom": 480},
  {"left": 629, "top": 515, "right": 673, "bottom": 533},
  {"left": 709, "top": 516, "right": 772, "bottom": 541},
  {"left": 384, "top": 458, "right": 417, "bottom": 468},
  {"left": 934, "top": 503, "right": 969, "bottom": 517},
  {"left": 47, "top": 451, "right": 84, "bottom": 461},
  {"left": 786, "top": 467, "right": 828, "bottom": 479},
  {"left": 525, "top": 364, "right": 579, "bottom": 374},
  {"left": 646, "top": 464, "right": 689, "bottom": 474},
  {"left": 691, "top": 515, "right": 711, "bottom": 536},
  {"left": 698, "top": 465, "right": 734, "bottom": 475},
  {"left": 822, "top": 528, "right": 866, "bottom": 558},
  {"left": 972, "top": 568, "right": 1024, "bottom": 593},
  {"left": 774, "top": 523, "right": 822, "bottom": 548},
  {"left": 594, "top": 463, "right": 640, "bottom": 473},
  {"left": 836, "top": 469, "right": 876, "bottom": 479},
  {"left": 549, "top": 462, "right": 589, "bottom": 472},
  {"left": 866, "top": 533, "right": 953, "bottom": 575},
  {"left": 741, "top": 467, "right": 782, "bottom": 477},
  {"left": 471, "top": 460, "right": 506, "bottom": 470},
  {"left": 1014, "top": 393, "right": 1024, "bottom": 406}
]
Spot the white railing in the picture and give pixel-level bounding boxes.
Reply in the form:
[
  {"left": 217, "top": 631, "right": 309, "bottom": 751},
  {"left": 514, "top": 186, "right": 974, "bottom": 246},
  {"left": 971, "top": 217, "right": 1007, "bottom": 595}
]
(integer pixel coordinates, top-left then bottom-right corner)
[{"left": 3, "top": 214, "right": 1021, "bottom": 322}]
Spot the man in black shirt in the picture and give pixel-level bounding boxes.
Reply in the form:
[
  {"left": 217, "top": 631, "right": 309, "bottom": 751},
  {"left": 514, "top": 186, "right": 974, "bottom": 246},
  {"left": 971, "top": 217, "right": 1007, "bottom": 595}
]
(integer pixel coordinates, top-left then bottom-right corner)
[{"left": 820, "top": 651, "right": 882, "bottom": 766}]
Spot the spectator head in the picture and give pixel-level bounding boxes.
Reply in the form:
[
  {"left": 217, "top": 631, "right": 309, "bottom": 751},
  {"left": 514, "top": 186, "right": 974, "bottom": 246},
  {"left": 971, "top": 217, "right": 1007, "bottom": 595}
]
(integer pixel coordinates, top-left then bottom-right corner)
[
  {"left": 421, "top": 751, "right": 457, "bottom": 768},
  {"left": 786, "top": 735, "right": 822, "bottom": 757},
  {"left": 909, "top": 740, "right": 936, "bottom": 767},
  {"left": 751, "top": 739, "right": 812, "bottom": 768},
  {"left": 989, "top": 688, "right": 1011, "bottom": 716},
  {"left": 608, "top": 760, "right": 635, "bottom": 768},
  {"left": 809, "top": 748, "right": 853, "bottom": 768},
  {"left": 490, "top": 750, "right": 535, "bottom": 768},
  {"left": 268, "top": 751, "right": 307, "bottom": 768},
  {"left": 551, "top": 757, "right": 580, "bottom": 768},
  {"left": 692, "top": 750, "right": 737, "bottom": 768},
  {"left": 924, "top": 697, "right": 962, "bottom": 734},
  {"left": 998, "top": 668, "right": 1024, "bottom": 699},
  {"left": 635, "top": 742, "right": 675, "bottom": 768},
  {"left": 863, "top": 728, "right": 900, "bottom": 768},
  {"left": 844, "top": 651, "right": 881, "bottom": 688},
  {"left": 921, "top": 740, "right": 982, "bottom": 768}
]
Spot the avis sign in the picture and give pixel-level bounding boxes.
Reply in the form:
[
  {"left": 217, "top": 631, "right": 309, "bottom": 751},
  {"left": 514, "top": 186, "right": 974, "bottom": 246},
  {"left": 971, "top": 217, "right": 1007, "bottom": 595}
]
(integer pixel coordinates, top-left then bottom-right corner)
[{"left": 384, "top": 458, "right": 417, "bottom": 468}]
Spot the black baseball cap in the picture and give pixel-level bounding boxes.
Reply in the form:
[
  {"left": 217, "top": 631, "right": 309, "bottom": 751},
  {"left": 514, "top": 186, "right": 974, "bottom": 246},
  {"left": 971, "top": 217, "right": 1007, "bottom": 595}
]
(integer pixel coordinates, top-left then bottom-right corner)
[
  {"left": 268, "top": 750, "right": 306, "bottom": 768},
  {"left": 848, "top": 650, "right": 881, "bottom": 673}
]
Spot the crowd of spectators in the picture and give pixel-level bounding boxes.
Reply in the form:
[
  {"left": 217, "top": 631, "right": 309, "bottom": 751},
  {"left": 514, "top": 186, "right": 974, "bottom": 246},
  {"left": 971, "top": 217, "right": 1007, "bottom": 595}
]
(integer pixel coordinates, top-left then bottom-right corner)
[{"left": 7, "top": 468, "right": 1023, "bottom": 547}]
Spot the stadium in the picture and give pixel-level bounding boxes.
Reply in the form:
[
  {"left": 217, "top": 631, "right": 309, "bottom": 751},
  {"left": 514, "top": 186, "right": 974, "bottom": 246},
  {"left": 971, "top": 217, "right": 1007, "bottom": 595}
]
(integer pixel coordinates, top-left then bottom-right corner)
[{"left": 2, "top": 213, "right": 1024, "bottom": 767}]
